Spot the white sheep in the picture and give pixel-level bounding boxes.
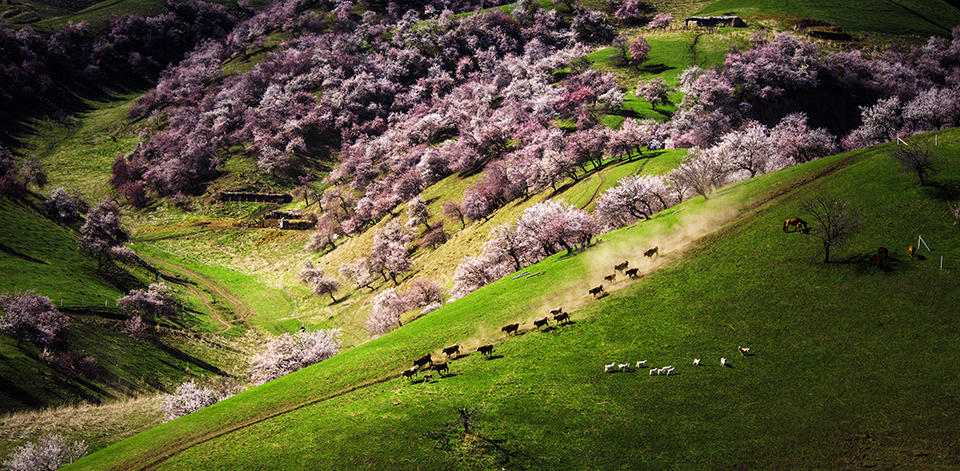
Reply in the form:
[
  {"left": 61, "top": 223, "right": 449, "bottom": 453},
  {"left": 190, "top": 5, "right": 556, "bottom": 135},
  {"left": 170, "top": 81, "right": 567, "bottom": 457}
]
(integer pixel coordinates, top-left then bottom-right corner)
[
  {"left": 657, "top": 367, "right": 668, "bottom": 375},
  {"left": 636, "top": 360, "right": 647, "bottom": 368},
  {"left": 720, "top": 357, "right": 727, "bottom": 368},
  {"left": 604, "top": 362, "right": 618, "bottom": 373},
  {"left": 619, "top": 363, "right": 630, "bottom": 372},
  {"left": 738, "top": 346, "right": 751, "bottom": 356},
  {"left": 665, "top": 367, "right": 675, "bottom": 376},
  {"left": 693, "top": 358, "right": 701, "bottom": 366},
  {"left": 649, "top": 368, "right": 657, "bottom": 375}
]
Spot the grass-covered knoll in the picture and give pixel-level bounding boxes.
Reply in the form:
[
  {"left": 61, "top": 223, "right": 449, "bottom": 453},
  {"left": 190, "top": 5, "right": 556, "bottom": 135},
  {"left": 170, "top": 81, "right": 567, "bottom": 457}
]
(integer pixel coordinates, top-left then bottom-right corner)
[
  {"left": 71, "top": 129, "right": 960, "bottom": 469},
  {"left": 589, "top": 29, "right": 751, "bottom": 126},
  {"left": 699, "top": 0, "right": 960, "bottom": 39}
]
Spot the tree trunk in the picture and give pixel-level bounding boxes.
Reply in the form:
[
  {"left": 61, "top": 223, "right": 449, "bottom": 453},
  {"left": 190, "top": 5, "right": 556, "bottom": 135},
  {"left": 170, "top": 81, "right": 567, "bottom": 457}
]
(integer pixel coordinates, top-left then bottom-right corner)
[
  {"left": 458, "top": 214, "right": 465, "bottom": 229},
  {"left": 328, "top": 293, "right": 337, "bottom": 302},
  {"left": 823, "top": 244, "right": 831, "bottom": 263},
  {"left": 391, "top": 273, "right": 399, "bottom": 286}
]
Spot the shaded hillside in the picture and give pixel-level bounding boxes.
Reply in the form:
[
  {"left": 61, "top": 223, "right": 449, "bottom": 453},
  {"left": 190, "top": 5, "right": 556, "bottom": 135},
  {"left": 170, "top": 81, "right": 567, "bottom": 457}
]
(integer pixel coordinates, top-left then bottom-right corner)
[{"left": 67, "top": 131, "right": 960, "bottom": 469}]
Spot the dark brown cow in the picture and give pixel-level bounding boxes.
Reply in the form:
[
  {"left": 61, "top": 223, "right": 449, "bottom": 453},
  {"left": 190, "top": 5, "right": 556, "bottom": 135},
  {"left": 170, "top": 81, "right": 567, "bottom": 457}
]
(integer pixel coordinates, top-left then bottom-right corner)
[
  {"left": 533, "top": 317, "right": 550, "bottom": 329},
  {"left": 401, "top": 366, "right": 418, "bottom": 381},
  {"left": 877, "top": 246, "right": 889, "bottom": 258},
  {"left": 442, "top": 344, "right": 461, "bottom": 358},
  {"left": 871, "top": 254, "right": 884, "bottom": 267},
  {"left": 413, "top": 353, "right": 433, "bottom": 369},
  {"left": 478, "top": 344, "right": 494, "bottom": 357},
  {"left": 501, "top": 323, "right": 521, "bottom": 335},
  {"left": 644, "top": 246, "right": 659, "bottom": 258},
  {"left": 603, "top": 273, "right": 616, "bottom": 282},
  {"left": 589, "top": 285, "right": 604, "bottom": 297},
  {"left": 625, "top": 267, "right": 639, "bottom": 278},
  {"left": 614, "top": 261, "right": 629, "bottom": 272},
  {"left": 431, "top": 362, "right": 449, "bottom": 376},
  {"left": 553, "top": 312, "right": 571, "bottom": 325}
]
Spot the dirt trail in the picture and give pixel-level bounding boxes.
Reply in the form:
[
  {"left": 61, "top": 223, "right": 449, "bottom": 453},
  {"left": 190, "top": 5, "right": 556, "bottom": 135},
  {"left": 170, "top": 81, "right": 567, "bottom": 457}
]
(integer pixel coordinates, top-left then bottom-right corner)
[
  {"left": 124, "top": 151, "right": 867, "bottom": 471},
  {"left": 139, "top": 254, "right": 249, "bottom": 334}
]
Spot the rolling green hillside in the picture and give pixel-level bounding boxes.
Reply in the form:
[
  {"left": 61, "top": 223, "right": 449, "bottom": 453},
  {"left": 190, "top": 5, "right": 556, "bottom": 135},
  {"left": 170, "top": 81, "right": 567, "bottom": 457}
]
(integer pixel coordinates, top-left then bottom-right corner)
[
  {"left": 699, "top": 0, "right": 960, "bottom": 39},
  {"left": 67, "top": 131, "right": 960, "bottom": 469}
]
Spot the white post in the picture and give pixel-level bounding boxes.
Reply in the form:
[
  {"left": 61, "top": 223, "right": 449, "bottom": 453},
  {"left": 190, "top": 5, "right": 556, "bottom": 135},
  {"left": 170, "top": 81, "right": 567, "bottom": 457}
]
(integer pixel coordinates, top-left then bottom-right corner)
[
  {"left": 936, "top": 134, "right": 939, "bottom": 146},
  {"left": 897, "top": 137, "right": 908, "bottom": 146},
  {"left": 941, "top": 256, "right": 944, "bottom": 269}
]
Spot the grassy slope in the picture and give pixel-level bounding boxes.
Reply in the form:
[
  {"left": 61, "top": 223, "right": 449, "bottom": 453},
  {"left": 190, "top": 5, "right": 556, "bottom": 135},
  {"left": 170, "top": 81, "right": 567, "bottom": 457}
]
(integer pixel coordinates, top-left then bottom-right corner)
[
  {"left": 69, "top": 130, "right": 960, "bottom": 469},
  {"left": 0, "top": 196, "right": 248, "bottom": 414},
  {"left": 699, "top": 0, "right": 960, "bottom": 38},
  {"left": 17, "top": 93, "right": 141, "bottom": 202}
]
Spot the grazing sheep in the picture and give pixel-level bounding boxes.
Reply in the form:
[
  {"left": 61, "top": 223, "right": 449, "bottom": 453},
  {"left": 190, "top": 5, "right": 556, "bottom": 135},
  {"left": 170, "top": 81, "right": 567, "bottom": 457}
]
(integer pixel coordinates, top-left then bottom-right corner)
[
  {"left": 431, "top": 362, "right": 449, "bottom": 376},
  {"left": 588, "top": 285, "right": 605, "bottom": 298},
  {"left": 605, "top": 362, "right": 618, "bottom": 373},
  {"left": 442, "top": 344, "right": 461, "bottom": 358},
  {"left": 738, "top": 346, "right": 751, "bottom": 356},
  {"left": 402, "top": 366, "right": 418, "bottom": 380},
  {"left": 619, "top": 363, "right": 630, "bottom": 372},
  {"left": 644, "top": 246, "right": 659, "bottom": 258},
  {"left": 649, "top": 368, "right": 657, "bottom": 375},
  {"left": 501, "top": 323, "right": 521, "bottom": 335},
  {"left": 720, "top": 357, "right": 727, "bottom": 368},
  {"left": 665, "top": 367, "right": 675, "bottom": 376},
  {"left": 656, "top": 368, "right": 667, "bottom": 375},
  {"left": 413, "top": 353, "right": 433, "bottom": 369},
  {"left": 478, "top": 344, "right": 494, "bottom": 357},
  {"left": 603, "top": 273, "right": 616, "bottom": 282},
  {"left": 549, "top": 306, "right": 563, "bottom": 315},
  {"left": 693, "top": 358, "right": 701, "bottom": 366},
  {"left": 533, "top": 317, "right": 550, "bottom": 329},
  {"left": 553, "top": 312, "right": 571, "bottom": 325},
  {"left": 636, "top": 360, "right": 647, "bottom": 368},
  {"left": 614, "top": 261, "right": 629, "bottom": 272},
  {"left": 625, "top": 268, "right": 640, "bottom": 278}
]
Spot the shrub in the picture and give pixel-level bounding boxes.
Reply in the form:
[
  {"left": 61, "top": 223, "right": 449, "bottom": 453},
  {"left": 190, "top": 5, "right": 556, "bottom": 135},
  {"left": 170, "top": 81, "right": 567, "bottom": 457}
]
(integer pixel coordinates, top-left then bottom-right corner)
[
  {"left": 0, "top": 291, "right": 70, "bottom": 347},
  {"left": 3, "top": 434, "right": 87, "bottom": 471},
  {"left": 249, "top": 329, "right": 342, "bottom": 384},
  {"left": 160, "top": 380, "right": 221, "bottom": 421}
]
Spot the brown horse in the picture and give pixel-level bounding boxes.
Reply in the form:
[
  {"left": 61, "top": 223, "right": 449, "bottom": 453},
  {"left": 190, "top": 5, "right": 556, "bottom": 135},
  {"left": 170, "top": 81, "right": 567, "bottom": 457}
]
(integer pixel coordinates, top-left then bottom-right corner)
[
  {"left": 413, "top": 353, "right": 433, "bottom": 370},
  {"left": 501, "top": 323, "right": 521, "bottom": 335},
  {"left": 603, "top": 273, "right": 616, "bottom": 282},
  {"left": 478, "top": 344, "right": 494, "bottom": 357},
  {"left": 625, "top": 268, "right": 639, "bottom": 278},
  {"left": 614, "top": 261, "right": 629, "bottom": 272},
  {"left": 783, "top": 218, "right": 808, "bottom": 233},
  {"left": 589, "top": 285, "right": 605, "bottom": 298},
  {"left": 553, "top": 312, "right": 571, "bottom": 325},
  {"left": 533, "top": 317, "right": 550, "bottom": 329},
  {"left": 644, "top": 246, "right": 659, "bottom": 257},
  {"left": 442, "top": 344, "right": 461, "bottom": 358}
]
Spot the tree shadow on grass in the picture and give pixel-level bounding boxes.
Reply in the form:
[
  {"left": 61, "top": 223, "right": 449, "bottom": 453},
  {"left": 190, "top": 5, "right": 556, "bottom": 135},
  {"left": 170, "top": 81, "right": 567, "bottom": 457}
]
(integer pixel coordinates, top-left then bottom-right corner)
[{"left": 921, "top": 179, "right": 960, "bottom": 201}]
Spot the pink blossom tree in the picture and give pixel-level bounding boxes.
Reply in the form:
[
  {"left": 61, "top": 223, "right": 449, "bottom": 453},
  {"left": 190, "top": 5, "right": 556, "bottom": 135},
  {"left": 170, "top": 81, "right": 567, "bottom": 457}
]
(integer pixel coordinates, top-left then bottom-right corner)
[
  {"left": 595, "top": 175, "right": 674, "bottom": 230},
  {"left": 370, "top": 221, "right": 413, "bottom": 285},
  {"left": 515, "top": 200, "right": 598, "bottom": 255},
  {"left": 249, "top": 329, "right": 342, "bottom": 384},
  {"left": 770, "top": 113, "right": 839, "bottom": 164},
  {"left": 159, "top": 380, "right": 221, "bottom": 421},
  {"left": 3, "top": 433, "right": 87, "bottom": 471},
  {"left": 338, "top": 258, "right": 377, "bottom": 291},
  {"left": 405, "top": 196, "right": 431, "bottom": 232},
  {"left": 0, "top": 291, "right": 70, "bottom": 347},
  {"left": 629, "top": 35, "right": 650, "bottom": 67},
  {"left": 442, "top": 200, "right": 467, "bottom": 229},
  {"left": 79, "top": 200, "right": 129, "bottom": 272},
  {"left": 365, "top": 288, "right": 407, "bottom": 337},
  {"left": 305, "top": 215, "right": 343, "bottom": 253},
  {"left": 637, "top": 77, "right": 670, "bottom": 110},
  {"left": 666, "top": 148, "right": 730, "bottom": 200},
  {"left": 117, "top": 283, "right": 178, "bottom": 320},
  {"left": 299, "top": 261, "right": 341, "bottom": 303},
  {"left": 647, "top": 13, "right": 672, "bottom": 29}
]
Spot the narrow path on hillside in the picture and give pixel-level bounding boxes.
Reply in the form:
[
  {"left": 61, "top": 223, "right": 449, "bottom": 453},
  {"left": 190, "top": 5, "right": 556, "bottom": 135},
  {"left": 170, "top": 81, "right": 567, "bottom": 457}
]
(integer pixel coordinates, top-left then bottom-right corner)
[
  {"left": 129, "top": 150, "right": 869, "bottom": 471},
  {"left": 139, "top": 254, "right": 249, "bottom": 334},
  {"left": 579, "top": 171, "right": 606, "bottom": 210}
]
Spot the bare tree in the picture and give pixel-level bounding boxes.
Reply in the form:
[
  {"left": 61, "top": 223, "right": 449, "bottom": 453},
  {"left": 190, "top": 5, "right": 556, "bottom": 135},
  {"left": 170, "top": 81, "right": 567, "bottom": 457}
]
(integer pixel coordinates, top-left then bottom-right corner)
[
  {"left": 801, "top": 194, "right": 860, "bottom": 263},
  {"left": 893, "top": 143, "right": 940, "bottom": 186}
]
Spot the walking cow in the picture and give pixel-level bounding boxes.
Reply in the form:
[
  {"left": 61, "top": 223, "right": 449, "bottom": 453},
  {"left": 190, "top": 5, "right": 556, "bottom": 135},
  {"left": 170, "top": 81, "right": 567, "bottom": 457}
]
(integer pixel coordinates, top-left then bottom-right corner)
[{"left": 501, "top": 323, "right": 521, "bottom": 336}]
